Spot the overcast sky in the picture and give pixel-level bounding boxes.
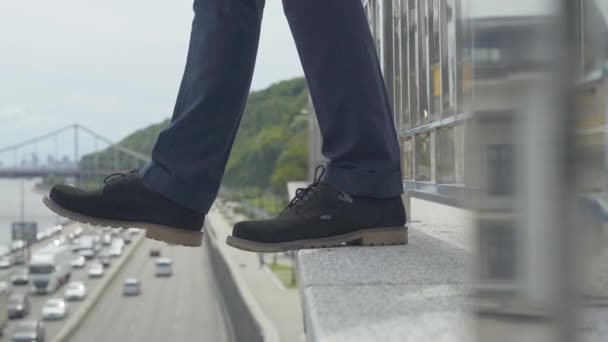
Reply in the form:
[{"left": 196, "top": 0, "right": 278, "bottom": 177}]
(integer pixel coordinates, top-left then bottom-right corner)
[
  {"left": 2, "top": 1, "right": 607, "bottom": 163},
  {"left": 0, "top": 0, "right": 303, "bottom": 159}
]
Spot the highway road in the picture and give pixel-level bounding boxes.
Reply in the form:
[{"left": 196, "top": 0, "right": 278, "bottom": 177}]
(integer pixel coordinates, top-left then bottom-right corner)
[
  {"left": 2, "top": 225, "right": 142, "bottom": 341},
  {"left": 68, "top": 238, "right": 229, "bottom": 342},
  {"left": 0, "top": 226, "right": 74, "bottom": 284}
]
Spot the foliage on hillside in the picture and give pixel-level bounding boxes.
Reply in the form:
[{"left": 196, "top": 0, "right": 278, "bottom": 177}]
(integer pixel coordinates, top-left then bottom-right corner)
[
  {"left": 224, "top": 77, "right": 309, "bottom": 194},
  {"left": 79, "top": 77, "right": 310, "bottom": 205}
]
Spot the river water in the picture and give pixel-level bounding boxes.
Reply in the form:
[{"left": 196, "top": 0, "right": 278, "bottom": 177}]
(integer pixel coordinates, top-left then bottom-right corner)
[{"left": 0, "top": 178, "right": 61, "bottom": 254}]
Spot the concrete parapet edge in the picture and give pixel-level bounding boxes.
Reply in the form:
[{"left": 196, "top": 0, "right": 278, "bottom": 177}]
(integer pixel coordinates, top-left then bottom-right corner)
[{"left": 206, "top": 219, "right": 280, "bottom": 342}]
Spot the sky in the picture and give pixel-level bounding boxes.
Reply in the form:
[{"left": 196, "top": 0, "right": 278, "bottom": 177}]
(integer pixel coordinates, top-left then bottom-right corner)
[
  {"left": 0, "top": 0, "right": 303, "bottom": 160},
  {"left": 2, "top": 1, "right": 607, "bottom": 164}
]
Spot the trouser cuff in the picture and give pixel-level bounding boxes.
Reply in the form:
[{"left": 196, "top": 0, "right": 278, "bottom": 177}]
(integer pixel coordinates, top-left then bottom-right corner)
[
  {"left": 323, "top": 164, "right": 403, "bottom": 198},
  {"left": 140, "top": 161, "right": 214, "bottom": 214}
]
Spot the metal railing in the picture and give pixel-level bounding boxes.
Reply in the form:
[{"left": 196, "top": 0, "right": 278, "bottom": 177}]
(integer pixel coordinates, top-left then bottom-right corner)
[{"left": 307, "top": 1, "right": 608, "bottom": 341}]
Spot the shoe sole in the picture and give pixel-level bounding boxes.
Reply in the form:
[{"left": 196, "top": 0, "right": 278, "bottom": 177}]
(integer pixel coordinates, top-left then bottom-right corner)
[
  {"left": 42, "top": 196, "right": 202, "bottom": 247},
  {"left": 225, "top": 226, "right": 408, "bottom": 253}
]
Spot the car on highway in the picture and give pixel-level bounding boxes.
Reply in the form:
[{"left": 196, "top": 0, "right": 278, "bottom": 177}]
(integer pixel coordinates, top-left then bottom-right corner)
[
  {"left": 149, "top": 248, "right": 161, "bottom": 257},
  {"left": 11, "top": 268, "right": 29, "bottom": 286},
  {"left": 41, "top": 298, "right": 68, "bottom": 320},
  {"left": 64, "top": 282, "right": 87, "bottom": 301},
  {"left": 10, "top": 240, "right": 25, "bottom": 252},
  {"left": 123, "top": 278, "right": 141, "bottom": 296},
  {"left": 13, "top": 251, "right": 26, "bottom": 266},
  {"left": 70, "top": 256, "right": 86, "bottom": 269},
  {"left": 108, "top": 246, "right": 122, "bottom": 258},
  {"left": 78, "top": 248, "right": 96, "bottom": 260},
  {"left": 155, "top": 258, "right": 173, "bottom": 277},
  {"left": 102, "top": 234, "right": 112, "bottom": 246},
  {"left": 88, "top": 263, "right": 104, "bottom": 278},
  {"left": 0, "top": 255, "right": 14, "bottom": 269},
  {"left": 98, "top": 253, "right": 111, "bottom": 268},
  {"left": 29, "top": 248, "right": 72, "bottom": 295},
  {"left": 127, "top": 228, "right": 140, "bottom": 235},
  {"left": 7, "top": 293, "right": 30, "bottom": 319},
  {"left": 10, "top": 321, "right": 45, "bottom": 342}
]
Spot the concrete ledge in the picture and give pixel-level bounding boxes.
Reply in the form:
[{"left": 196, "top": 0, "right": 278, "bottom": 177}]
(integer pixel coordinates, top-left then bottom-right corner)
[
  {"left": 297, "top": 228, "right": 470, "bottom": 342},
  {"left": 205, "top": 221, "right": 280, "bottom": 342},
  {"left": 52, "top": 231, "right": 145, "bottom": 342}
]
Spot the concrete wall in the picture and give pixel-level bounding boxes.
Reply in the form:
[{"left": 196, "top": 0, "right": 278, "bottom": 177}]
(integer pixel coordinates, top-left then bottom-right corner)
[{"left": 205, "top": 237, "right": 263, "bottom": 342}]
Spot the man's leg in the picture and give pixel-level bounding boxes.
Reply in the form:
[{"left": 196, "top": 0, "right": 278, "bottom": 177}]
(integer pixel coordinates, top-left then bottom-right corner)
[
  {"left": 228, "top": 0, "right": 407, "bottom": 252},
  {"left": 44, "top": 0, "right": 266, "bottom": 247},
  {"left": 283, "top": 0, "right": 403, "bottom": 197},
  {"left": 142, "top": 0, "right": 266, "bottom": 214}
]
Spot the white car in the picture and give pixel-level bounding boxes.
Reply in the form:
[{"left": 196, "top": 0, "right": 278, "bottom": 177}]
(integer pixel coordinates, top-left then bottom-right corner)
[
  {"left": 70, "top": 256, "right": 86, "bottom": 269},
  {"left": 78, "top": 249, "right": 96, "bottom": 260},
  {"left": 108, "top": 247, "right": 122, "bottom": 258},
  {"left": 123, "top": 278, "right": 141, "bottom": 296},
  {"left": 11, "top": 268, "right": 29, "bottom": 285},
  {"left": 0, "top": 255, "right": 13, "bottom": 269},
  {"left": 64, "top": 282, "right": 87, "bottom": 301},
  {"left": 155, "top": 258, "right": 173, "bottom": 277},
  {"left": 42, "top": 298, "right": 68, "bottom": 320},
  {"left": 88, "top": 263, "right": 104, "bottom": 278}
]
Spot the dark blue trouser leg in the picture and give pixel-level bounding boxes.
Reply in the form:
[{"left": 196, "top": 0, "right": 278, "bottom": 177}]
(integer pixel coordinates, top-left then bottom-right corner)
[
  {"left": 141, "top": 0, "right": 265, "bottom": 214},
  {"left": 143, "top": 0, "right": 402, "bottom": 214},
  {"left": 282, "top": 0, "right": 403, "bottom": 199}
]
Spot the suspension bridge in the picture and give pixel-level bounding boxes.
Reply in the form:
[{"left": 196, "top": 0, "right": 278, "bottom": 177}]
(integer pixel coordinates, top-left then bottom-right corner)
[{"left": 0, "top": 124, "right": 149, "bottom": 179}]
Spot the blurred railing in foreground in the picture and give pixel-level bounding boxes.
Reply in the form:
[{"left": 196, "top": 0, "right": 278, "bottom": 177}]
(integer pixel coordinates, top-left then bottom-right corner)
[{"left": 359, "top": 0, "right": 608, "bottom": 341}]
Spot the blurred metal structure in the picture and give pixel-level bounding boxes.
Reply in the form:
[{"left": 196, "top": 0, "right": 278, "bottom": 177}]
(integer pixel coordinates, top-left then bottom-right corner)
[
  {"left": 306, "top": 0, "right": 608, "bottom": 340},
  {"left": 0, "top": 124, "right": 148, "bottom": 179},
  {"left": 362, "top": 0, "right": 471, "bottom": 210}
]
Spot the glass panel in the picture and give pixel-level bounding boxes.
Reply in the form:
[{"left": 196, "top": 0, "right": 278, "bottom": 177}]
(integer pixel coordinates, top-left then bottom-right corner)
[
  {"left": 408, "top": 0, "right": 419, "bottom": 126},
  {"left": 477, "top": 219, "right": 518, "bottom": 280},
  {"left": 430, "top": 0, "right": 442, "bottom": 120},
  {"left": 400, "top": 0, "right": 410, "bottom": 130},
  {"left": 454, "top": 124, "right": 465, "bottom": 183},
  {"left": 393, "top": 0, "right": 402, "bottom": 129},
  {"left": 436, "top": 127, "right": 455, "bottom": 183},
  {"left": 458, "top": 0, "right": 473, "bottom": 112},
  {"left": 402, "top": 137, "right": 414, "bottom": 179},
  {"left": 417, "top": 0, "right": 430, "bottom": 125},
  {"left": 441, "top": 0, "right": 455, "bottom": 116},
  {"left": 415, "top": 132, "right": 431, "bottom": 181}
]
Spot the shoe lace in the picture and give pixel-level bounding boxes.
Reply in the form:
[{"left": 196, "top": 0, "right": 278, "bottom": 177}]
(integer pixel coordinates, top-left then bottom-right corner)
[
  {"left": 281, "top": 165, "right": 326, "bottom": 215},
  {"left": 103, "top": 169, "right": 140, "bottom": 184}
]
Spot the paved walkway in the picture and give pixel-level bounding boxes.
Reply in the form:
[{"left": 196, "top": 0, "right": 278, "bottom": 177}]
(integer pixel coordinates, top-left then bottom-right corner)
[{"left": 207, "top": 201, "right": 306, "bottom": 342}]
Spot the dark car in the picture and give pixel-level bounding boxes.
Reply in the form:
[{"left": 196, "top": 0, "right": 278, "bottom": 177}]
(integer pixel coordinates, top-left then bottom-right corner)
[
  {"left": 123, "top": 278, "right": 141, "bottom": 296},
  {"left": 149, "top": 248, "right": 161, "bottom": 257},
  {"left": 78, "top": 249, "right": 96, "bottom": 260},
  {"left": 11, "top": 321, "right": 45, "bottom": 342},
  {"left": 8, "top": 293, "right": 31, "bottom": 319},
  {"left": 11, "top": 269, "right": 29, "bottom": 286},
  {"left": 98, "top": 254, "right": 111, "bottom": 268},
  {"left": 102, "top": 234, "right": 112, "bottom": 246}
]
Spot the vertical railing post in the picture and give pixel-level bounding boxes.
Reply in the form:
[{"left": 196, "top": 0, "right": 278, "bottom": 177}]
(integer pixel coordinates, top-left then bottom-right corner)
[{"left": 469, "top": 1, "right": 578, "bottom": 341}]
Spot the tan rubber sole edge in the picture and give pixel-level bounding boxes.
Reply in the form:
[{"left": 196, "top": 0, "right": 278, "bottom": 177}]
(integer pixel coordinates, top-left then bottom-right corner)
[
  {"left": 42, "top": 196, "right": 202, "bottom": 247},
  {"left": 226, "top": 226, "right": 408, "bottom": 253}
]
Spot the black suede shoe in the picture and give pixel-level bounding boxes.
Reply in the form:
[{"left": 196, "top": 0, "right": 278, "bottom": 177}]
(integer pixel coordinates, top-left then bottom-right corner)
[
  {"left": 227, "top": 167, "right": 408, "bottom": 252},
  {"left": 43, "top": 170, "right": 204, "bottom": 247}
]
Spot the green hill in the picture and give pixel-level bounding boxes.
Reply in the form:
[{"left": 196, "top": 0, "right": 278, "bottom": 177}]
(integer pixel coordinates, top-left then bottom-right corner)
[{"left": 79, "top": 77, "right": 309, "bottom": 208}]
